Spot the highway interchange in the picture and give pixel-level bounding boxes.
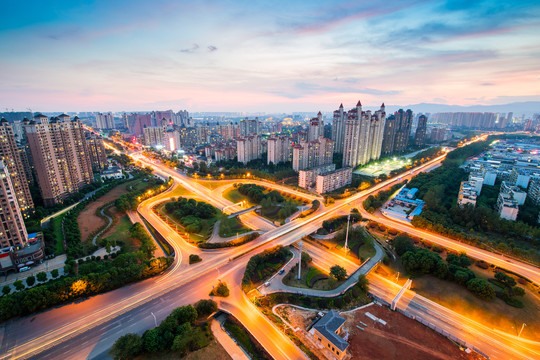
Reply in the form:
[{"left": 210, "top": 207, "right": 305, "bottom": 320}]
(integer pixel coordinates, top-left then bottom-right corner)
[{"left": 1, "top": 137, "right": 539, "bottom": 360}]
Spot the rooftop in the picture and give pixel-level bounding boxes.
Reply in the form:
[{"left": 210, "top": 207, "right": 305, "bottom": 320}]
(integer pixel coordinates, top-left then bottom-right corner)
[{"left": 313, "top": 310, "right": 349, "bottom": 352}]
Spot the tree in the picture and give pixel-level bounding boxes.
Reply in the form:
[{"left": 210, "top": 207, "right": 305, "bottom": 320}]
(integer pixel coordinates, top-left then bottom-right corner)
[
  {"left": 301, "top": 251, "right": 312, "bottom": 267},
  {"left": 2, "top": 285, "right": 10, "bottom": 295},
  {"left": 170, "top": 305, "right": 198, "bottom": 325},
  {"left": 143, "top": 328, "right": 165, "bottom": 353},
  {"left": 393, "top": 235, "right": 416, "bottom": 256},
  {"left": 51, "top": 269, "right": 59, "bottom": 278},
  {"left": 495, "top": 272, "right": 516, "bottom": 288},
  {"left": 356, "top": 274, "right": 369, "bottom": 293},
  {"left": 330, "top": 265, "right": 347, "bottom": 281},
  {"left": 467, "top": 278, "right": 495, "bottom": 300},
  {"left": 194, "top": 299, "right": 218, "bottom": 318},
  {"left": 211, "top": 282, "right": 230, "bottom": 297},
  {"left": 13, "top": 280, "right": 24, "bottom": 291},
  {"left": 26, "top": 276, "right": 36, "bottom": 287},
  {"left": 512, "top": 286, "right": 526, "bottom": 297},
  {"left": 189, "top": 254, "right": 202, "bottom": 264},
  {"left": 110, "top": 333, "right": 143, "bottom": 360},
  {"left": 36, "top": 272, "right": 48, "bottom": 282}
]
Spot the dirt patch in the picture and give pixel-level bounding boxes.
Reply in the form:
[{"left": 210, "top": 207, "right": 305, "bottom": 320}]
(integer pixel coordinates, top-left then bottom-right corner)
[
  {"left": 78, "top": 181, "right": 139, "bottom": 242},
  {"left": 343, "top": 304, "right": 483, "bottom": 360}
]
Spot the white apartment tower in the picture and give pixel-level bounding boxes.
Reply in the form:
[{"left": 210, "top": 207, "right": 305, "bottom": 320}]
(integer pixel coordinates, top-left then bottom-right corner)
[
  {"left": 342, "top": 102, "right": 386, "bottom": 168},
  {"left": 95, "top": 112, "right": 115, "bottom": 130},
  {"left": 237, "top": 134, "right": 261, "bottom": 164},
  {"left": 267, "top": 135, "right": 291, "bottom": 165},
  {"left": 332, "top": 103, "right": 346, "bottom": 153},
  {"left": 308, "top": 112, "right": 324, "bottom": 142}
]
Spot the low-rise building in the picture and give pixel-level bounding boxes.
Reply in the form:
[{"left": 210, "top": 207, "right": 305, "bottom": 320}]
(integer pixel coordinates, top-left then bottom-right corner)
[
  {"left": 298, "top": 164, "right": 336, "bottom": 189},
  {"left": 312, "top": 310, "right": 349, "bottom": 360},
  {"left": 315, "top": 167, "right": 352, "bottom": 194},
  {"left": 0, "top": 232, "right": 45, "bottom": 272},
  {"left": 457, "top": 181, "right": 478, "bottom": 208},
  {"left": 100, "top": 166, "right": 123, "bottom": 180},
  {"left": 497, "top": 192, "right": 519, "bottom": 221},
  {"left": 500, "top": 181, "right": 526, "bottom": 205}
]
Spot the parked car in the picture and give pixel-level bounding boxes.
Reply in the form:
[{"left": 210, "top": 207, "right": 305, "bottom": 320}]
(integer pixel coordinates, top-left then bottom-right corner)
[
  {"left": 19, "top": 266, "right": 31, "bottom": 272},
  {"left": 279, "top": 269, "right": 285, "bottom": 275}
]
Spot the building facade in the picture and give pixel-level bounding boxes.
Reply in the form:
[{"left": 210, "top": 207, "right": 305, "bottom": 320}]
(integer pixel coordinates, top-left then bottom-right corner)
[
  {"left": 292, "top": 137, "right": 334, "bottom": 171},
  {"left": 267, "top": 135, "right": 291, "bottom": 165},
  {"left": 0, "top": 120, "right": 34, "bottom": 218},
  {"left": 414, "top": 114, "right": 427, "bottom": 146},
  {"left": 342, "top": 103, "right": 386, "bottom": 168},
  {"left": 0, "top": 161, "right": 28, "bottom": 248},
  {"left": 24, "top": 114, "right": 94, "bottom": 206},
  {"left": 298, "top": 163, "right": 336, "bottom": 189},
  {"left": 85, "top": 131, "right": 107, "bottom": 171},
  {"left": 143, "top": 126, "right": 165, "bottom": 147},
  {"left": 237, "top": 134, "right": 261, "bottom": 164},
  {"left": 315, "top": 167, "right": 352, "bottom": 194},
  {"left": 95, "top": 112, "right": 115, "bottom": 130}
]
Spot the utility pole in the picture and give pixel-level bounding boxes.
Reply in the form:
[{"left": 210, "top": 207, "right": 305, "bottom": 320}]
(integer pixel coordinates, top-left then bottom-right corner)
[
  {"left": 297, "top": 241, "right": 304, "bottom": 280},
  {"left": 518, "top": 323, "right": 526, "bottom": 337}
]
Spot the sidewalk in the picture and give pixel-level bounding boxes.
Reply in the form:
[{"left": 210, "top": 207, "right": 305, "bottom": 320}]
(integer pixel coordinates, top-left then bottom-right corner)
[
  {"left": 212, "top": 315, "right": 250, "bottom": 360},
  {"left": 0, "top": 255, "right": 67, "bottom": 289}
]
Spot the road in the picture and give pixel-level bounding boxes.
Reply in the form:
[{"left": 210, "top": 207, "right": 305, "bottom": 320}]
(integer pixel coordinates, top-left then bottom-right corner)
[{"left": 2, "top": 136, "right": 538, "bottom": 360}]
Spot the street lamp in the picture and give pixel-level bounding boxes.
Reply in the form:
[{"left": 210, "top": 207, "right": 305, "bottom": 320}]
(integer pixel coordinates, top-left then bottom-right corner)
[
  {"left": 297, "top": 241, "right": 304, "bottom": 280},
  {"left": 518, "top": 323, "right": 527, "bottom": 337},
  {"left": 344, "top": 204, "right": 351, "bottom": 254}
]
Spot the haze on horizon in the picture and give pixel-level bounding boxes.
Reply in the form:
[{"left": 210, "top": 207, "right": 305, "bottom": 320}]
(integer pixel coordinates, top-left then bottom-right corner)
[{"left": 1, "top": 0, "right": 539, "bottom": 113}]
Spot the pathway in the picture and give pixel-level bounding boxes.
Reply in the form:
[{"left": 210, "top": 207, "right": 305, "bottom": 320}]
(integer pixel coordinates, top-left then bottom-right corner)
[
  {"left": 212, "top": 315, "right": 250, "bottom": 360},
  {"left": 92, "top": 205, "right": 113, "bottom": 246},
  {"left": 261, "top": 241, "right": 385, "bottom": 297}
]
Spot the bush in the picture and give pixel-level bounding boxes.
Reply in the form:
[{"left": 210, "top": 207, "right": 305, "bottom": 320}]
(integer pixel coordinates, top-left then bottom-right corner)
[
  {"left": 189, "top": 254, "right": 202, "bottom": 264},
  {"left": 13, "top": 280, "right": 24, "bottom": 291},
  {"left": 330, "top": 265, "right": 347, "bottom": 281},
  {"left": 195, "top": 299, "right": 218, "bottom": 318},
  {"left": 211, "top": 282, "right": 229, "bottom": 297},
  {"left": 51, "top": 269, "right": 59, "bottom": 278},
  {"left": 2, "top": 285, "right": 10, "bottom": 295},
  {"left": 110, "top": 333, "right": 143, "bottom": 360},
  {"left": 467, "top": 278, "right": 495, "bottom": 300},
  {"left": 26, "top": 276, "right": 36, "bottom": 287},
  {"left": 36, "top": 272, "right": 48, "bottom": 282}
]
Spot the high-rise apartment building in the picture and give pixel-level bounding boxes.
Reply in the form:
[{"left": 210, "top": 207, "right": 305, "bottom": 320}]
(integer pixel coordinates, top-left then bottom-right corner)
[
  {"left": 143, "top": 126, "right": 165, "bottom": 147},
  {"left": 237, "top": 134, "right": 261, "bottom": 164},
  {"left": 393, "top": 109, "right": 413, "bottom": 153},
  {"left": 196, "top": 124, "right": 210, "bottom": 145},
  {"left": 292, "top": 137, "right": 334, "bottom": 171},
  {"left": 239, "top": 117, "right": 260, "bottom": 136},
  {"left": 179, "top": 127, "right": 197, "bottom": 149},
  {"left": 95, "top": 112, "right": 115, "bottom": 130},
  {"left": 267, "top": 135, "right": 291, "bottom": 165},
  {"left": 0, "top": 161, "right": 28, "bottom": 248},
  {"left": 332, "top": 103, "right": 346, "bottom": 153},
  {"left": 0, "top": 120, "right": 34, "bottom": 218},
  {"left": 414, "top": 115, "right": 428, "bottom": 147},
  {"left": 85, "top": 131, "right": 107, "bottom": 171},
  {"left": 24, "top": 114, "right": 94, "bottom": 207},
  {"left": 308, "top": 113, "right": 324, "bottom": 142},
  {"left": 381, "top": 114, "right": 397, "bottom": 155},
  {"left": 342, "top": 103, "right": 386, "bottom": 168},
  {"left": 163, "top": 130, "right": 181, "bottom": 151}
]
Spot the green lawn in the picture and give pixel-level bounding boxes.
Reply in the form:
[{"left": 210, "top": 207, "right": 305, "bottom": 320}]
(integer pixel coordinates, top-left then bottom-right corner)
[
  {"left": 223, "top": 188, "right": 247, "bottom": 205},
  {"left": 51, "top": 214, "right": 67, "bottom": 255},
  {"left": 283, "top": 263, "right": 343, "bottom": 290},
  {"left": 219, "top": 216, "right": 250, "bottom": 238},
  {"left": 104, "top": 215, "right": 136, "bottom": 252},
  {"left": 156, "top": 202, "right": 219, "bottom": 243},
  {"left": 412, "top": 275, "right": 540, "bottom": 341}
]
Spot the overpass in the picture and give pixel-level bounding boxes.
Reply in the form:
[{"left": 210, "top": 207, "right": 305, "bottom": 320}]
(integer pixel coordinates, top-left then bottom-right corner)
[{"left": 228, "top": 205, "right": 261, "bottom": 218}]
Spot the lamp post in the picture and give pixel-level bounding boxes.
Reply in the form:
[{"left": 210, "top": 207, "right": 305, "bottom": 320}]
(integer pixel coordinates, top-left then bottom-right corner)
[
  {"left": 344, "top": 210, "right": 351, "bottom": 254},
  {"left": 518, "top": 323, "right": 527, "bottom": 337},
  {"left": 297, "top": 241, "right": 304, "bottom": 280}
]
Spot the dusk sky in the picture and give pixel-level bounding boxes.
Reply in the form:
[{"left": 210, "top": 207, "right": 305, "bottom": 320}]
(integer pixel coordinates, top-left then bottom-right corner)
[{"left": 1, "top": 0, "right": 540, "bottom": 112}]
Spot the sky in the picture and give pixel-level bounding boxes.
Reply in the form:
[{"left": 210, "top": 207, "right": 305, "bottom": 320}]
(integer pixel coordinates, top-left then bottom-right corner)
[{"left": 1, "top": 0, "right": 540, "bottom": 113}]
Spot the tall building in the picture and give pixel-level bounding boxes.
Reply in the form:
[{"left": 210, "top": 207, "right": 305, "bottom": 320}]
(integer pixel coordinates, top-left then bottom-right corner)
[
  {"left": 381, "top": 114, "right": 397, "bottom": 155},
  {"left": 267, "top": 134, "right": 291, "bottom": 165},
  {"left": 178, "top": 127, "right": 197, "bottom": 149},
  {"left": 414, "top": 115, "right": 428, "bottom": 147},
  {"left": 239, "top": 117, "right": 260, "bottom": 136},
  {"left": 0, "top": 161, "right": 28, "bottom": 248},
  {"left": 196, "top": 124, "right": 210, "bottom": 145},
  {"left": 95, "top": 112, "right": 115, "bottom": 130},
  {"left": 332, "top": 103, "right": 346, "bottom": 153},
  {"left": 342, "top": 102, "right": 386, "bottom": 168},
  {"left": 393, "top": 109, "right": 413, "bottom": 152},
  {"left": 308, "top": 113, "right": 324, "bottom": 142},
  {"left": 84, "top": 131, "right": 107, "bottom": 171},
  {"left": 0, "top": 120, "right": 34, "bottom": 218},
  {"left": 143, "top": 126, "right": 165, "bottom": 147},
  {"left": 237, "top": 134, "right": 261, "bottom": 164},
  {"left": 292, "top": 137, "right": 334, "bottom": 171},
  {"left": 24, "top": 114, "right": 94, "bottom": 207},
  {"left": 163, "top": 130, "right": 181, "bottom": 151}
]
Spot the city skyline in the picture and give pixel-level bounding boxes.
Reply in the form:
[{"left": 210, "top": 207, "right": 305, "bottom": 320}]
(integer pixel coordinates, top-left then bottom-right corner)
[{"left": 1, "top": 0, "right": 540, "bottom": 112}]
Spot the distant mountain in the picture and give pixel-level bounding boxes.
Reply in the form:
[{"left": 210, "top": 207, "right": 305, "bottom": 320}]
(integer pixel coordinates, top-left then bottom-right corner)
[{"left": 383, "top": 101, "right": 540, "bottom": 116}]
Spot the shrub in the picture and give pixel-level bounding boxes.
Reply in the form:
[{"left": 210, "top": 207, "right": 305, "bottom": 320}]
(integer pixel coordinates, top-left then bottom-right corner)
[
  {"left": 13, "top": 280, "right": 24, "bottom": 291},
  {"left": 189, "top": 254, "right": 202, "bottom": 264},
  {"left": 330, "top": 265, "right": 347, "bottom": 281},
  {"left": 2, "top": 285, "right": 10, "bottom": 295},
  {"left": 467, "top": 278, "right": 495, "bottom": 300},
  {"left": 110, "top": 333, "right": 143, "bottom": 360},
  {"left": 51, "top": 269, "right": 59, "bottom": 278},
  {"left": 26, "top": 276, "right": 36, "bottom": 287},
  {"left": 210, "top": 282, "right": 229, "bottom": 297},
  {"left": 195, "top": 299, "right": 218, "bottom": 318},
  {"left": 36, "top": 272, "right": 48, "bottom": 282}
]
